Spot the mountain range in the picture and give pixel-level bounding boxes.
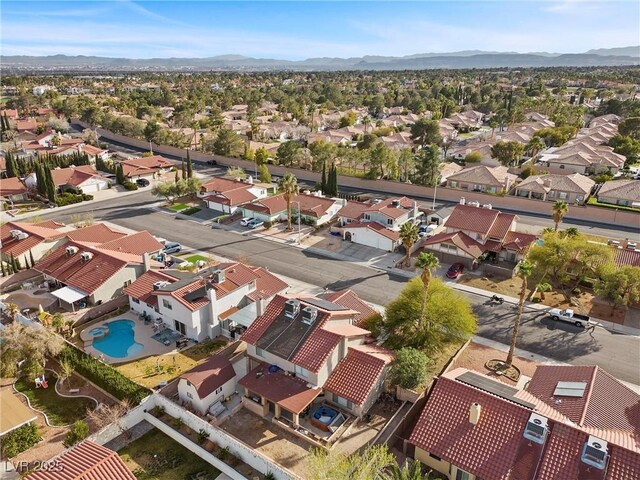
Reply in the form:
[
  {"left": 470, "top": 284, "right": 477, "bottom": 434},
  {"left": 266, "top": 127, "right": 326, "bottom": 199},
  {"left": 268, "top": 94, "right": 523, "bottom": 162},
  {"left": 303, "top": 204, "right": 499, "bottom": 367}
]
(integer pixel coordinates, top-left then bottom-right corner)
[{"left": 2, "top": 47, "right": 638, "bottom": 72}]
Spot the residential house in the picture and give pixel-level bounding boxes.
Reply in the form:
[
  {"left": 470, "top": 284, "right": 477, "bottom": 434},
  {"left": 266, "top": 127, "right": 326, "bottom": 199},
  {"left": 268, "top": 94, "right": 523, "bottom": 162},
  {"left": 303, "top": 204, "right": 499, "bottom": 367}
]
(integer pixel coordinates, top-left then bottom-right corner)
[
  {"left": 319, "top": 289, "right": 378, "bottom": 327},
  {"left": 26, "top": 440, "right": 135, "bottom": 480},
  {"left": 239, "top": 294, "right": 394, "bottom": 424},
  {"left": 338, "top": 197, "right": 420, "bottom": 252},
  {"left": 124, "top": 262, "right": 288, "bottom": 341},
  {"left": 515, "top": 173, "right": 595, "bottom": 204},
  {"left": 589, "top": 114, "right": 620, "bottom": 128},
  {"left": 0, "top": 109, "right": 18, "bottom": 121},
  {"left": 25, "top": 165, "right": 111, "bottom": 194},
  {"left": 15, "top": 118, "right": 38, "bottom": 132},
  {"left": 448, "top": 142, "right": 494, "bottom": 164},
  {"left": 178, "top": 348, "right": 246, "bottom": 416},
  {"left": 34, "top": 226, "right": 164, "bottom": 308},
  {"left": 241, "top": 192, "right": 345, "bottom": 226},
  {"left": 544, "top": 145, "right": 625, "bottom": 175},
  {"left": 199, "top": 177, "right": 269, "bottom": 214},
  {"left": 421, "top": 202, "right": 537, "bottom": 272},
  {"left": 116, "top": 155, "right": 174, "bottom": 180},
  {"left": 409, "top": 365, "right": 640, "bottom": 480},
  {"left": 445, "top": 110, "right": 485, "bottom": 132},
  {"left": 0, "top": 177, "right": 30, "bottom": 204},
  {"left": 446, "top": 165, "right": 516, "bottom": 194},
  {"left": 439, "top": 162, "right": 464, "bottom": 184},
  {"left": 0, "top": 220, "right": 68, "bottom": 264},
  {"left": 596, "top": 179, "right": 640, "bottom": 207}
]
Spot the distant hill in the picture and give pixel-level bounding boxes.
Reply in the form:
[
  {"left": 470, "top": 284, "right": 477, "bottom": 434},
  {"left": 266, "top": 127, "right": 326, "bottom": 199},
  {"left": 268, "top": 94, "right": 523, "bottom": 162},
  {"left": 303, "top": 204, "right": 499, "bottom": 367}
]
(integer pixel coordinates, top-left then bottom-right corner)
[{"left": 2, "top": 47, "right": 639, "bottom": 72}]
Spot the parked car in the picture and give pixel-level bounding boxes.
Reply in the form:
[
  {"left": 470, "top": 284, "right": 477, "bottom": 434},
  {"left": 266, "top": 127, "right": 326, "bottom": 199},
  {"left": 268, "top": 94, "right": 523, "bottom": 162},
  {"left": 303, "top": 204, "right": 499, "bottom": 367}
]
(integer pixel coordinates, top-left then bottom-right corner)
[
  {"left": 162, "top": 242, "right": 182, "bottom": 254},
  {"left": 240, "top": 217, "right": 255, "bottom": 226},
  {"left": 247, "top": 219, "right": 265, "bottom": 229},
  {"left": 135, "top": 178, "right": 150, "bottom": 187},
  {"left": 548, "top": 308, "right": 592, "bottom": 328},
  {"left": 446, "top": 263, "right": 464, "bottom": 279}
]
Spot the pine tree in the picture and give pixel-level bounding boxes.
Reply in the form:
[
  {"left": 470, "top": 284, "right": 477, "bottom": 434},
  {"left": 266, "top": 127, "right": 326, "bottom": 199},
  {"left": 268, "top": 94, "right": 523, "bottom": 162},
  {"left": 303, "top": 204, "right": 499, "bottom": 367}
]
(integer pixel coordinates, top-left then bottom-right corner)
[
  {"left": 332, "top": 164, "right": 339, "bottom": 196},
  {"left": 181, "top": 159, "right": 186, "bottom": 180},
  {"left": 10, "top": 253, "right": 17, "bottom": 272},
  {"left": 23, "top": 255, "right": 30, "bottom": 269},
  {"left": 174, "top": 170, "right": 179, "bottom": 183},
  {"left": 186, "top": 150, "right": 193, "bottom": 179},
  {"left": 29, "top": 250, "right": 35, "bottom": 267},
  {"left": 5, "top": 153, "right": 18, "bottom": 178},
  {"left": 14, "top": 256, "right": 22, "bottom": 271},
  {"left": 44, "top": 164, "right": 57, "bottom": 202},
  {"left": 115, "top": 164, "right": 125, "bottom": 185},
  {"left": 1, "top": 261, "right": 6, "bottom": 277},
  {"left": 321, "top": 161, "right": 327, "bottom": 194}
]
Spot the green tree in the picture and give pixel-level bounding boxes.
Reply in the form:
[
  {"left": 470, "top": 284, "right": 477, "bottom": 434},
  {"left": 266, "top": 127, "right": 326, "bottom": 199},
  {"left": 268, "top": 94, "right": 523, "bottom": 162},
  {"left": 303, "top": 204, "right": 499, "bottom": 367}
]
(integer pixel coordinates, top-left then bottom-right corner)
[
  {"left": 464, "top": 151, "right": 483, "bottom": 163},
  {"left": 382, "top": 460, "right": 430, "bottom": 480},
  {"left": 151, "top": 180, "right": 179, "bottom": 204},
  {"left": 307, "top": 444, "right": 395, "bottom": 480},
  {"left": 0, "top": 323, "right": 64, "bottom": 379},
  {"left": 414, "top": 145, "right": 441, "bottom": 186},
  {"left": 0, "top": 423, "right": 41, "bottom": 458},
  {"left": 506, "top": 259, "right": 534, "bottom": 366},
  {"left": 58, "top": 359, "right": 75, "bottom": 388},
  {"left": 243, "top": 145, "right": 255, "bottom": 162},
  {"left": 398, "top": 148, "right": 415, "bottom": 182},
  {"left": 258, "top": 164, "right": 271, "bottom": 183},
  {"left": 410, "top": 118, "right": 442, "bottom": 149},
  {"left": 551, "top": 200, "right": 568, "bottom": 231},
  {"left": 226, "top": 166, "right": 247, "bottom": 180},
  {"left": 213, "top": 129, "right": 244, "bottom": 156},
  {"left": 384, "top": 277, "right": 476, "bottom": 351},
  {"left": 399, "top": 222, "right": 419, "bottom": 267},
  {"left": 255, "top": 146, "right": 269, "bottom": 165},
  {"left": 389, "top": 348, "right": 431, "bottom": 390},
  {"left": 339, "top": 111, "right": 358, "bottom": 128},
  {"left": 143, "top": 121, "right": 161, "bottom": 143},
  {"left": 618, "top": 117, "right": 640, "bottom": 140},
  {"left": 64, "top": 420, "right": 89, "bottom": 447},
  {"left": 595, "top": 266, "right": 640, "bottom": 314},
  {"left": 279, "top": 172, "right": 299, "bottom": 232},
  {"left": 526, "top": 136, "right": 547, "bottom": 157},
  {"left": 321, "top": 161, "right": 327, "bottom": 194},
  {"left": 186, "top": 150, "right": 193, "bottom": 179},
  {"left": 415, "top": 252, "right": 440, "bottom": 322},
  {"left": 490, "top": 141, "right": 525, "bottom": 167},
  {"left": 115, "top": 163, "right": 125, "bottom": 185},
  {"left": 5, "top": 153, "right": 19, "bottom": 178},
  {"left": 309, "top": 139, "right": 336, "bottom": 172},
  {"left": 277, "top": 141, "right": 301, "bottom": 167}
]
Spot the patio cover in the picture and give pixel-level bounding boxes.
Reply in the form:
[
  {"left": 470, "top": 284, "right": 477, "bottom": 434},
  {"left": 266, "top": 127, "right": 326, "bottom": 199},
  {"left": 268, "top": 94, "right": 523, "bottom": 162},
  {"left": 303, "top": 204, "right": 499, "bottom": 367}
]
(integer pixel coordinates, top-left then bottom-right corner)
[
  {"left": 51, "top": 285, "right": 87, "bottom": 304},
  {"left": 0, "top": 388, "right": 37, "bottom": 435},
  {"left": 226, "top": 302, "right": 257, "bottom": 328}
]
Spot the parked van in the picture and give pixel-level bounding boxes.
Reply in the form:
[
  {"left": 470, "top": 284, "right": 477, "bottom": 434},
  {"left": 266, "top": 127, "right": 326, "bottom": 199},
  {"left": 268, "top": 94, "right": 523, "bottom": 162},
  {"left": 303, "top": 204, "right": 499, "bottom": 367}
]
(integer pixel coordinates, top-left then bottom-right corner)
[{"left": 162, "top": 242, "right": 182, "bottom": 254}]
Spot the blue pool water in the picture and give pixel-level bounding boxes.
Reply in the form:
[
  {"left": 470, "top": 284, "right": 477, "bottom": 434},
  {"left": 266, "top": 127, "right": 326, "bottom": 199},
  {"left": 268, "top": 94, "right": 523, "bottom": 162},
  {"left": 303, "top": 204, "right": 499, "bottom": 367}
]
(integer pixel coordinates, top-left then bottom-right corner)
[{"left": 91, "top": 320, "right": 144, "bottom": 358}]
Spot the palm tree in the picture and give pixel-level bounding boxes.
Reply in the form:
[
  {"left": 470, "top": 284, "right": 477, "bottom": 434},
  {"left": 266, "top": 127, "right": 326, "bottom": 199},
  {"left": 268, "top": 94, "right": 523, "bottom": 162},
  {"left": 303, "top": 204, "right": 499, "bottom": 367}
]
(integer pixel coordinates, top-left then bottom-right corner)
[
  {"left": 526, "top": 136, "right": 546, "bottom": 157},
  {"left": 415, "top": 252, "right": 440, "bottom": 323},
  {"left": 5, "top": 302, "right": 19, "bottom": 320},
  {"left": 279, "top": 172, "right": 299, "bottom": 232},
  {"left": 383, "top": 460, "right": 426, "bottom": 480},
  {"left": 59, "top": 360, "right": 75, "bottom": 388},
  {"left": 506, "top": 259, "right": 534, "bottom": 366},
  {"left": 551, "top": 200, "right": 569, "bottom": 231},
  {"left": 399, "top": 223, "right": 420, "bottom": 267}
]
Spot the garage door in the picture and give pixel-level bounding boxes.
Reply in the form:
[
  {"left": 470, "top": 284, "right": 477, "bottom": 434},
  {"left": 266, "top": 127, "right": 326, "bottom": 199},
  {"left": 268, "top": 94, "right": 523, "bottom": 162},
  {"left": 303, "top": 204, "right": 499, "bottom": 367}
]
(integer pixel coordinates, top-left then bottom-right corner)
[{"left": 80, "top": 184, "right": 99, "bottom": 193}]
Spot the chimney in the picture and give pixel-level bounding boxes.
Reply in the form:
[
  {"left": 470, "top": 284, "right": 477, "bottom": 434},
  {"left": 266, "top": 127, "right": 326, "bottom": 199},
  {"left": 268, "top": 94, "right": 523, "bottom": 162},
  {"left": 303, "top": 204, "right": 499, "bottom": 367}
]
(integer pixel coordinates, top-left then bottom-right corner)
[
  {"left": 256, "top": 296, "right": 266, "bottom": 317},
  {"left": 469, "top": 403, "right": 481, "bottom": 425},
  {"left": 143, "top": 253, "right": 151, "bottom": 272},
  {"left": 460, "top": 197, "right": 466, "bottom": 206}
]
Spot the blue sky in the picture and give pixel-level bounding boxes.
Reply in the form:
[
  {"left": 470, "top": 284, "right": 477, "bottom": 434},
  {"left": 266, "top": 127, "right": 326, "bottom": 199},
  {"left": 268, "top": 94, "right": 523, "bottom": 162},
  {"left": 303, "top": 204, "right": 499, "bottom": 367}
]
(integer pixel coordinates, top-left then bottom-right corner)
[{"left": 2, "top": 1, "right": 639, "bottom": 59}]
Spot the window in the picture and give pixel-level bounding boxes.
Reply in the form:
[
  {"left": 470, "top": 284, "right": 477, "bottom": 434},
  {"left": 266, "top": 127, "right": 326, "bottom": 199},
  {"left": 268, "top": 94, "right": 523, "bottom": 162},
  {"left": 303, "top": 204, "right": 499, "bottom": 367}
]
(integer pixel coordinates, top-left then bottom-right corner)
[
  {"left": 576, "top": 195, "right": 584, "bottom": 203},
  {"left": 559, "top": 164, "right": 565, "bottom": 169},
  {"left": 450, "top": 181, "right": 457, "bottom": 188},
  {"left": 335, "top": 395, "right": 352, "bottom": 410},
  {"left": 186, "top": 392, "right": 193, "bottom": 399},
  {"left": 429, "top": 453, "right": 442, "bottom": 461},
  {"left": 131, "top": 298, "right": 140, "bottom": 304},
  {"left": 174, "top": 320, "right": 186, "bottom": 335},
  {"left": 558, "top": 192, "right": 567, "bottom": 200},
  {"left": 387, "top": 219, "right": 393, "bottom": 225},
  {"left": 456, "top": 469, "right": 471, "bottom": 480},
  {"left": 256, "top": 347, "right": 265, "bottom": 358},
  {"left": 162, "top": 299, "right": 172, "bottom": 310},
  {"left": 295, "top": 365, "right": 309, "bottom": 378},
  {"left": 364, "top": 214, "right": 371, "bottom": 221},
  {"left": 215, "top": 387, "right": 223, "bottom": 395},
  {"left": 123, "top": 280, "right": 132, "bottom": 287}
]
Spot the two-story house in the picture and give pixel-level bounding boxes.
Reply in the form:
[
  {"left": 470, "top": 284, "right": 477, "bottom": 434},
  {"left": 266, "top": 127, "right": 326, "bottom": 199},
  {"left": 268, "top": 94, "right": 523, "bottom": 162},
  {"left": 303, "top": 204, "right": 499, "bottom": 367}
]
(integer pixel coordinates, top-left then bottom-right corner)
[
  {"left": 124, "top": 262, "right": 288, "bottom": 341},
  {"left": 338, "top": 197, "right": 420, "bottom": 252},
  {"left": 421, "top": 201, "right": 537, "bottom": 274},
  {"left": 238, "top": 294, "right": 392, "bottom": 429}
]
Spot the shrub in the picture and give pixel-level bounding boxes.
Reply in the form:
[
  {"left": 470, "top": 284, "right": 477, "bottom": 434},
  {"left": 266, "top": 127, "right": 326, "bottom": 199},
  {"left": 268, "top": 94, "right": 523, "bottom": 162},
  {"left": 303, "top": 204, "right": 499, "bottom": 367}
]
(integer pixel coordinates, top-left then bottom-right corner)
[
  {"left": 0, "top": 423, "right": 41, "bottom": 458},
  {"left": 265, "top": 473, "right": 276, "bottom": 480},
  {"left": 217, "top": 446, "right": 231, "bottom": 460},
  {"left": 64, "top": 420, "right": 89, "bottom": 447},
  {"left": 389, "top": 347, "right": 432, "bottom": 390},
  {"left": 263, "top": 221, "right": 273, "bottom": 229},
  {"left": 122, "top": 181, "right": 139, "bottom": 191},
  {"left": 58, "top": 346, "right": 150, "bottom": 404},
  {"left": 172, "top": 417, "right": 184, "bottom": 428},
  {"left": 197, "top": 428, "right": 209, "bottom": 444},
  {"left": 56, "top": 192, "right": 86, "bottom": 207}
]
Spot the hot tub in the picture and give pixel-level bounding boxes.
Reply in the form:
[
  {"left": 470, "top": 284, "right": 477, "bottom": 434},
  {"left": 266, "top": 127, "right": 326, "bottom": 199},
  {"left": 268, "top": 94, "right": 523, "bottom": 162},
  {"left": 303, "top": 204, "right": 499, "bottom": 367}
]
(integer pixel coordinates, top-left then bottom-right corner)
[{"left": 310, "top": 405, "right": 345, "bottom": 432}]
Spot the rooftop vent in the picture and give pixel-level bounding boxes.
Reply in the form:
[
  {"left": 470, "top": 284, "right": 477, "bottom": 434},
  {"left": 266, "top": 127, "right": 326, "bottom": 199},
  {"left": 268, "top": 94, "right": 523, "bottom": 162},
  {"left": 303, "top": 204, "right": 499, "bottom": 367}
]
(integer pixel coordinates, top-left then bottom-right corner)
[
  {"left": 9, "top": 229, "right": 23, "bottom": 239},
  {"left": 15, "top": 232, "right": 29, "bottom": 240},
  {"left": 553, "top": 381, "right": 587, "bottom": 398},
  {"left": 284, "top": 299, "right": 300, "bottom": 319},
  {"left": 482, "top": 204, "right": 492, "bottom": 209},
  {"left": 66, "top": 246, "right": 79, "bottom": 256},
  {"left": 212, "top": 269, "right": 225, "bottom": 284},
  {"left": 523, "top": 413, "right": 549, "bottom": 445},
  {"left": 581, "top": 436, "right": 608, "bottom": 470},
  {"left": 468, "top": 201, "right": 480, "bottom": 207},
  {"left": 153, "top": 281, "right": 169, "bottom": 291},
  {"left": 301, "top": 306, "right": 318, "bottom": 325},
  {"left": 459, "top": 197, "right": 466, "bottom": 205},
  {"left": 196, "top": 260, "right": 206, "bottom": 269},
  {"left": 391, "top": 200, "right": 400, "bottom": 207},
  {"left": 80, "top": 251, "right": 94, "bottom": 261},
  {"left": 469, "top": 402, "right": 481, "bottom": 425}
]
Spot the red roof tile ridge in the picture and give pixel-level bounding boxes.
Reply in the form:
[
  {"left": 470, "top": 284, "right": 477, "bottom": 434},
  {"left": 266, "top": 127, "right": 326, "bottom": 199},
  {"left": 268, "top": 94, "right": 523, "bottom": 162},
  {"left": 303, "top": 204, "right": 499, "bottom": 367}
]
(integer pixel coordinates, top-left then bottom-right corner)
[{"left": 578, "top": 365, "right": 600, "bottom": 426}]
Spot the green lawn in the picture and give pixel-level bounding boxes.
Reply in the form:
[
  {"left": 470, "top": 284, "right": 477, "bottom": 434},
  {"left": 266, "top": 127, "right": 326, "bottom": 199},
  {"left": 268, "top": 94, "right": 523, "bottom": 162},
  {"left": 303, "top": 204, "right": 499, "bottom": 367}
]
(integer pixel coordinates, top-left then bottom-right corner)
[
  {"left": 180, "top": 207, "right": 202, "bottom": 216},
  {"left": 14, "top": 375, "right": 95, "bottom": 426},
  {"left": 587, "top": 197, "right": 640, "bottom": 213},
  {"left": 182, "top": 254, "right": 209, "bottom": 264},
  {"left": 168, "top": 203, "right": 189, "bottom": 211},
  {"left": 118, "top": 428, "right": 220, "bottom": 480}
]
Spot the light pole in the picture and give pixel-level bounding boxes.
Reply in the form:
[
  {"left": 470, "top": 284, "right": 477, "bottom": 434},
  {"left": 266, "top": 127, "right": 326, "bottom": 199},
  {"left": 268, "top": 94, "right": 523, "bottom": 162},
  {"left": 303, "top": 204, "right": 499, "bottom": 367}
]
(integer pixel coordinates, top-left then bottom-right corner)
[
  {"left": 293, "top": 200, "right": 302, "bottom": 244},
  {"left": 432, "top": 174, "right": 442, "bottom": 211}
]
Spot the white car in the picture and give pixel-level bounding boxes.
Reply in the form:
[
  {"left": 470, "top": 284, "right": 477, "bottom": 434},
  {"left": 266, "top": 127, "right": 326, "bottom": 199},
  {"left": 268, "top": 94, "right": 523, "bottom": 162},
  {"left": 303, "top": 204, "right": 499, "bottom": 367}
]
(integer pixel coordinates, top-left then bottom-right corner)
[{"left": 240, "top": 217, "right": 254, "bottom": 226}]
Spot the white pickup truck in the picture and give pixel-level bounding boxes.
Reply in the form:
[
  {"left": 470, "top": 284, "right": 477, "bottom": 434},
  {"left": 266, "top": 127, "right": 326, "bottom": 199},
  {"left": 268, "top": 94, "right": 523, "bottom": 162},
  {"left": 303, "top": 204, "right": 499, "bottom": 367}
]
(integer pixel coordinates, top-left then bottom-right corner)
[{"left": 549, "top": 308, "right": 592, "bottom": 328}]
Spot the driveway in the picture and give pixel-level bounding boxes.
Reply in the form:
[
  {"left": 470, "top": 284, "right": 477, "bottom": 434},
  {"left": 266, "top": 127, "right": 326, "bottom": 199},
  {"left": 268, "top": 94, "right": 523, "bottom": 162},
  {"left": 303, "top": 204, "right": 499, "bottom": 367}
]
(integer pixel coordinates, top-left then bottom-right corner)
[{"left": 311, "top": 231, "right": 403, "bottom": 266}]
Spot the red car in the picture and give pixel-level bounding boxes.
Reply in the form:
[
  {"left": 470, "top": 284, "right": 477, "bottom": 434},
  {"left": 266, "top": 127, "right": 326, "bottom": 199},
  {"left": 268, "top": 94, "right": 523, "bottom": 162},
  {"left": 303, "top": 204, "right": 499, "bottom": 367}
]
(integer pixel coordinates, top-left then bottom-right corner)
[{"left": 446, "top": 263, "right": 464, "bottom": 279}]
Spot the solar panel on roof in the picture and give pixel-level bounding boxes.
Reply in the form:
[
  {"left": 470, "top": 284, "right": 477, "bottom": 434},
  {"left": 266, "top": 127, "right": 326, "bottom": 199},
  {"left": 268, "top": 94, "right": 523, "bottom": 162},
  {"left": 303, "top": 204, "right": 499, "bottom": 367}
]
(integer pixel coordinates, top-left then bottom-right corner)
[
  {"left": 303, "top": 297, "right": 347, "bottom": 312},
  {"left": 456, "top": 371, "right": 536, "bottom": 409},
  {"left": 553, "top": 381, "right": 587, "bottom": 397}
]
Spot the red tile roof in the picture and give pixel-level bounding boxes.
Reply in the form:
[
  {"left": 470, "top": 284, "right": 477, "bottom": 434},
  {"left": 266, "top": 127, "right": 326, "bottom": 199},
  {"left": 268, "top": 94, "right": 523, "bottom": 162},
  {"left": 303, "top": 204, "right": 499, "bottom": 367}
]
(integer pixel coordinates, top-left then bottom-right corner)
[
  {"left": 336, "top": 200, "right": 372, "bottom": 220},
  {"left": 343, "top": 221, "right": 401, "bottom": 241},
  {"left": 241, "top": 295, "right": 288, "bottom": 345},
  {"left": 123, "top": 270, "right": 175, "bottom": 305},
  {"left": 239, "top": 363, "right": 321, "bottom": 413},
  {"left": 120, "top": 155, "right": 173, "bottom": 177},
  {"left": 422, "top": 231, "right": 485, "bottom": 258},
  {"left": 15, "top": 118, "right": 37, "bottom": 131},
  {"left": 26, "top": 440, "right": 135, "bottom": 480},
  {"left": 201, "top": 177, "right": 251, "bottom": 194},
  {"left": 502, "top": 231, "right": 538, "bottom": 253},
  {"left": 1, "top": 177, "right": 28, "bottom": 197},
  {"left": 65, "top": 224, "right": 126, "bottom": 244},
  {"left": 243, "top": 193, "right": 337, "bottom": 218},
  {"left": 486, "top": 212, "right": 516, "bottom": 240},
  {"left": 324, "top": 344, "right": 394, "bottom": 406},
  {"left": 180, "top": 354, "right": 236, "bottom": 398},
  {"left": 320, "top": 290, "right": 378, "bottom": 327},
  {"left": 445, "top": 204, "right": 515, "bottom": 237},
  {"left": 97, "top": 231, "right": 164, "bottom": 256},
  {"left": 245, "top": 266, "right": 289, "bottom": 302},
  {"left": 615, "top": 248, "right": 640, "bottom": 267},
  {"left": 0, "top": 221, "right": 66, "bottom": 257},
  {"left": 290, "top": 322, "right": 342, "bottom": 372},
  {"left": 50, "top": 166, "right": 107, "bottom": 188}
]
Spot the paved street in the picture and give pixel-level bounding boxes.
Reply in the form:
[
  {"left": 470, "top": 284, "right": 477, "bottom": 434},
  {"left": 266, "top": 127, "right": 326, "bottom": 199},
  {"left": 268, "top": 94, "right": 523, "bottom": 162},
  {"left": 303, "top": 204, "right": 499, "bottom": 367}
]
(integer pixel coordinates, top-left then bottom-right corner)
[{"left": 32, "top": 191, "right": 640, "bottom": 385}]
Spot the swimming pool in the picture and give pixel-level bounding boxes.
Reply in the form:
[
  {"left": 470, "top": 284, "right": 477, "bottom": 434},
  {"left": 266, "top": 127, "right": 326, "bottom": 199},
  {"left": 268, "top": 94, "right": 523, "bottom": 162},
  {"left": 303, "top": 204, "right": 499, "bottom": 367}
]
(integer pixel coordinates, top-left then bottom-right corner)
[{"left": 91, "top": 319, "right": 144, "bottom": 359}]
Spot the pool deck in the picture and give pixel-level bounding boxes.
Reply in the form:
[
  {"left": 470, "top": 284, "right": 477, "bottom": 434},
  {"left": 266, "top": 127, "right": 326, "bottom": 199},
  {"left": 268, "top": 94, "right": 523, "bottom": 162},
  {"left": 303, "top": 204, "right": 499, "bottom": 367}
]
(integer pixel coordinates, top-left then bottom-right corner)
[{"left": 81, "top": 311, "right": 178, "bottom": 364}]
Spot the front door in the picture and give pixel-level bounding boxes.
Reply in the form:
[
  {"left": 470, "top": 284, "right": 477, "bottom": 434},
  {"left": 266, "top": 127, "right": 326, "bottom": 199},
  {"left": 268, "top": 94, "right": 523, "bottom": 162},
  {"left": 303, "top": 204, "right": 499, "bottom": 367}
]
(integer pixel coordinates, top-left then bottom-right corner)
[{"left": 174, "top": 320, "right": 186, "bottom": 335}]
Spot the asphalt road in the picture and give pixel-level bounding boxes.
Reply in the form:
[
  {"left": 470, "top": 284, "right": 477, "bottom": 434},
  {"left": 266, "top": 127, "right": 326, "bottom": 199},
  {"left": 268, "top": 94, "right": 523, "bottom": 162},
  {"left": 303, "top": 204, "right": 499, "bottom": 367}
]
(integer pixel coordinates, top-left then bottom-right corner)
[{"left": 36, "top": 191, "right": 640, "bottom": 384}]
